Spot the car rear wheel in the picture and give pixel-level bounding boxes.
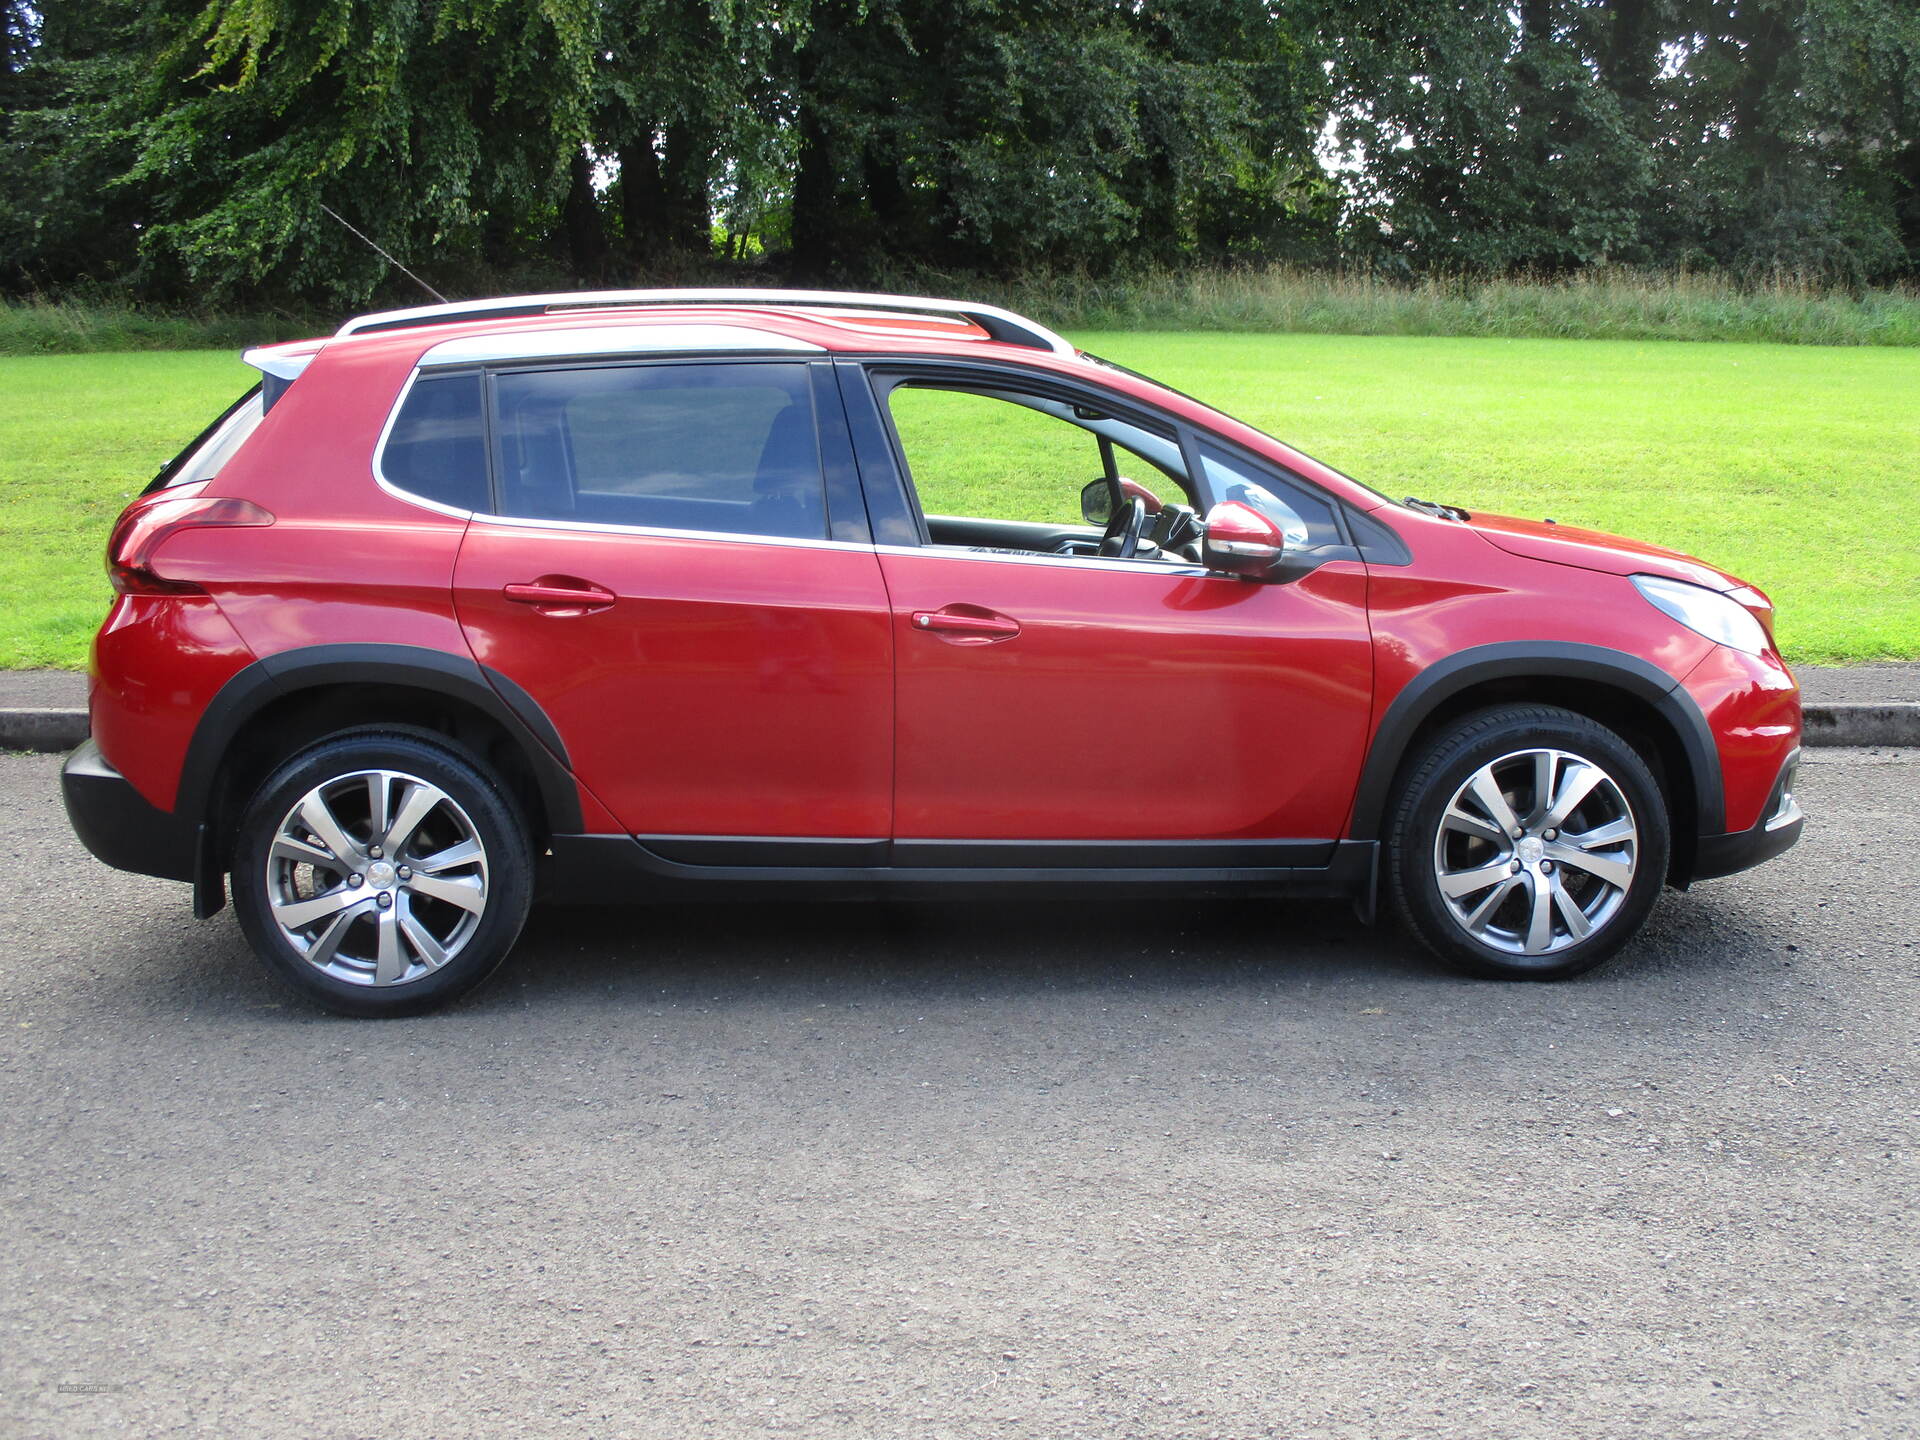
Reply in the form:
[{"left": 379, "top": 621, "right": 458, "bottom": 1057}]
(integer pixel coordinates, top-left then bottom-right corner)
[
  {"left": 231, "top": 730, "right": 533, "bottom": 1016},
  {"left": 1385, "top": 705, "right": 1670, "bottom": 980}
]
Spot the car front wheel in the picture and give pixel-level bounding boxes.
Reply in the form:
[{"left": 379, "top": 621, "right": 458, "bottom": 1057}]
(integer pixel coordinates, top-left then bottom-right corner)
[
  {"left": 1386, "top": 704, "right": 1670, "bottom": 980},
  {"left": 231, "top": 730, "right": 533, "bottom": 1016}
]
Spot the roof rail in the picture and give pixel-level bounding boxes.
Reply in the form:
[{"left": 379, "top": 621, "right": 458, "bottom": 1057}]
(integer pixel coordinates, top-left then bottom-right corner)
[{"left": 335, "top": 288, "right": 1076, "bottom": 356}]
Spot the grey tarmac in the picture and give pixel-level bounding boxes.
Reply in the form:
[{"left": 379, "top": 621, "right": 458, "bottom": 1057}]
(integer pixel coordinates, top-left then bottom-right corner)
[{"left": 0, "top": 748, "right": 1915, "bottom": 1439}]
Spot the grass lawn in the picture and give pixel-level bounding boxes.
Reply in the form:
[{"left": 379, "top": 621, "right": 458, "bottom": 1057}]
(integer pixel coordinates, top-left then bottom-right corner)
[{"left": 1, "top": 335, "right": 1914, "bottom": 668}]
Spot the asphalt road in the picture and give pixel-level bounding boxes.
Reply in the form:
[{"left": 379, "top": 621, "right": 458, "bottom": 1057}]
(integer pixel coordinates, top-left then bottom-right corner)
[{"left": 1, "top": 749, "right": 1915, "bottom": 1440}]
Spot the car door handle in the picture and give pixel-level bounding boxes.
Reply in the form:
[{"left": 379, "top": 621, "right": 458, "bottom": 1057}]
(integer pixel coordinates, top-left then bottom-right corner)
[
  {"left": 910, "top": 606, "right": 1021, "bottom": 643},
  {"left": 502, "top": 577, "right": 616, "bottom": 613}
]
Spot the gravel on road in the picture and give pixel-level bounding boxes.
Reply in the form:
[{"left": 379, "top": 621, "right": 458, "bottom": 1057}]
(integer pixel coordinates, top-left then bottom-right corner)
[{"left": 1, "top": 749, "right": 1915, "bottom": 1439}]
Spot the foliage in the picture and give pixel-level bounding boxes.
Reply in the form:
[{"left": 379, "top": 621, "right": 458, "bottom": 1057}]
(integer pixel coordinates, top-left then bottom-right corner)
[{"left": 1, "top": 1, "right": 1918, "bottom": 303}]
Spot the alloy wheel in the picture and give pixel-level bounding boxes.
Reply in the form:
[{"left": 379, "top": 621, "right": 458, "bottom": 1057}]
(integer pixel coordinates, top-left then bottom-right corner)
[
  {"left": 264, "top": 769, "right": 491, "bottom": 987},
  {"left": 1431, "top": 747, "right": 1639, "bottom": 956}
]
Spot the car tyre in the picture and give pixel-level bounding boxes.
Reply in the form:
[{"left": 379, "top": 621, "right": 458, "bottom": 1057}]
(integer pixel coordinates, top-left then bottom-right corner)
[
  {"left": 1385, "top": 704, "right": 1669, "bottom": 980},
  {"left": 231, "top": 730, "right": 533, "bottom": 1016}
]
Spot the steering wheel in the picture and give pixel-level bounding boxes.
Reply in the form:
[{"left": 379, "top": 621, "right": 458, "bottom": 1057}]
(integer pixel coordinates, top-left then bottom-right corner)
[{"left": 1098, "top": 496, "right": 1148, "bottom": 559}]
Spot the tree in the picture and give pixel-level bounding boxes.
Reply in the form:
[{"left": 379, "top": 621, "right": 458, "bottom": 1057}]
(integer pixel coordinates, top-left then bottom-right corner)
[{"left": 110, "top": 0, "right": 597, "bottom": 304}]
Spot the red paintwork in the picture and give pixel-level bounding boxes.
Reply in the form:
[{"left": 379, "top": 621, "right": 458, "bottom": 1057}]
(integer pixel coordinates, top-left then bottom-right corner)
[
  {"left": 1679, "top": 643, "right": 1800, "bottom": 833},
  {"left": 881, "top": 552, "right": 1374, "bottom": 840},
  {"left": 1465, "top": 510, "right": 1746, "bottom": 592},
  {"left": 453, "top": 525, "right": 894, "bottom": 838},
  {"left": 83, "top": 296, "right": 1802, "bottom": 870},
  {"left": 91, "top": 594, "right": 256, "bottom": 810}
]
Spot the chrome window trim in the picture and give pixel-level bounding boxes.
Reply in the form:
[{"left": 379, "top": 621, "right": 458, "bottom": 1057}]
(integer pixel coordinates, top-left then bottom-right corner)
[
  {"left": 416, "top": 324, "right": 822, "bottom": 368},
  {"left": 873, "top": 543, "right": 1213, "bottom": 579},
  {"left": 466, "top": 511, "right": 872, "bottom": 553}
]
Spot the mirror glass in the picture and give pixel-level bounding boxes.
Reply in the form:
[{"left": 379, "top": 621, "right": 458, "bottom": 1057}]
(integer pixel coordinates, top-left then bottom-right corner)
[{"left": 1080, "top": 478, "right": 1114, "bottom": 526}]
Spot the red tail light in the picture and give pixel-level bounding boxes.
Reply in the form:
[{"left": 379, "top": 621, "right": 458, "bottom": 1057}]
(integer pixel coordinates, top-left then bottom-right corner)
[{"left": 107, "top": 486, "right": 275, "bottom": 596}]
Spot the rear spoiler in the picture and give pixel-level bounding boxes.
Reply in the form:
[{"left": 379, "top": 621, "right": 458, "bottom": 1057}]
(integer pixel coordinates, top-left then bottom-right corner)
[{"left": 242, "top": 342, "right": 321, "bottom": 412}]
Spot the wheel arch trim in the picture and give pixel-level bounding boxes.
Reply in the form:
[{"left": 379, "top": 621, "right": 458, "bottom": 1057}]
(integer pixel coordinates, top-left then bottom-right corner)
[
  {"left": 1347, "top": 641, "right": 1723, "bottom": 844},
  {"left": 176, "top": 642, "right": 583, "bottom": 839}
]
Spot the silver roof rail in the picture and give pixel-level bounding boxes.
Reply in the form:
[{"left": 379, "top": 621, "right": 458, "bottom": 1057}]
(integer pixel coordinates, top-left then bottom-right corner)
[{"left": 335, "top": 287, "right": 1075, "bottom": 356}]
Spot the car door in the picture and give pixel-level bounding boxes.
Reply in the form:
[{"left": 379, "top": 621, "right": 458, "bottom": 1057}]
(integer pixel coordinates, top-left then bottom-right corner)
[
  {"left": 852, "top": 366, "right": 1374, "bottom": 858},
  {"left": 449, "top": 357, "right": 893, "bottom": 843}
]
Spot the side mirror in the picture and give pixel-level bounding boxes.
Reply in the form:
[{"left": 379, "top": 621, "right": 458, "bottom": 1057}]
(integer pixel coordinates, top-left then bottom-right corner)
[{"left": 1202, "top": 500, "right": 1286, "bottom": 579}]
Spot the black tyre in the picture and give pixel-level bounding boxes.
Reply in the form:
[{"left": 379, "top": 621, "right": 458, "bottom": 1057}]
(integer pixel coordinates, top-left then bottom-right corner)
[
  {"left": 231, "top": 730, "right": 533, "bottom": 1016},
  {"left": 1385, "top": 704, "right": 1670, "bottom": 980}
]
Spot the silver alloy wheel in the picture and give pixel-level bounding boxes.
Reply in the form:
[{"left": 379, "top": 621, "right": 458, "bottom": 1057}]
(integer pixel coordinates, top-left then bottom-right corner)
[
  {"left": 1432, "top": 747, "right": 1638, "bottom": 957},
  {"left": 264, "top": 769, "right": 490, "bottom": 987}
]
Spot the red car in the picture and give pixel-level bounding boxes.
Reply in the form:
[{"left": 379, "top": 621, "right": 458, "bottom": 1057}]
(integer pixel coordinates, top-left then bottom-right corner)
[{"left": 63, "top": 290, "right": 1803, "bottom": 1015}]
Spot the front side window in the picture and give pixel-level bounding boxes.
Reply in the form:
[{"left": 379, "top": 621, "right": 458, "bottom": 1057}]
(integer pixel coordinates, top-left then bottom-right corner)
[
  {"left": 492, "top": 362, "right": 827, "bottom": 540},
  {"left": 887, "top": 385, "right": 1190, "bottom": 528}
]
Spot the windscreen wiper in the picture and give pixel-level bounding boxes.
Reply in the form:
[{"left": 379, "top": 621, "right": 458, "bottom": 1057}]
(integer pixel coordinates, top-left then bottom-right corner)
[{"left": 1403, "top": 496, "right": 1471, "bottom": 522}]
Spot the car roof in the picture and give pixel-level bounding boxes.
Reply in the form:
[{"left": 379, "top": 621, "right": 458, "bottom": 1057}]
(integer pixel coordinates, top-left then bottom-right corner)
[
  {"left": 339, "top": 288, "right": 1074, "bottom": 354},
  {"left": 241, "top": 289, "right": 1391, "bottom": 513}
]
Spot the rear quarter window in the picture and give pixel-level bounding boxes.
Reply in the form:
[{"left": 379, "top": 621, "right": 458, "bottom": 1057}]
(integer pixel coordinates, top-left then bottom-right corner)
[{"left": 380, "top": 372, "right": 488, "bottom": 512}]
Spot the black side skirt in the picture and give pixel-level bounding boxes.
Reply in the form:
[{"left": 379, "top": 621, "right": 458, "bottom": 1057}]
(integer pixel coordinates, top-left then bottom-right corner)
[{"left": 541, "top": 834, "right": 1381, "bottom": 915}]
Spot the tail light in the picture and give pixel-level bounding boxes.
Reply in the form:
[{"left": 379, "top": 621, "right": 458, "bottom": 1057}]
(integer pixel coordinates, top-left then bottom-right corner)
[{"left": 107, "top": 484, "right": 275, "bottom": 596}]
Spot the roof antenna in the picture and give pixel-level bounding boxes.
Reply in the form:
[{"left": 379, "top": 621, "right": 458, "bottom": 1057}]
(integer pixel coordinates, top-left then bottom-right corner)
[{"left": 319, "top": 204, "right": 448, "bottom": 304}]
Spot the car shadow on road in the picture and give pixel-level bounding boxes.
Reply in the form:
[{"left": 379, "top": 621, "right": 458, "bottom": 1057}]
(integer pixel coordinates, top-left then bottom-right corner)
[
  {"left": 457, "top": 879, "right": 1798, "bottom": 1017},
  {"left": 83, "top": 879, "right": 1801, "bottom": 1032}
]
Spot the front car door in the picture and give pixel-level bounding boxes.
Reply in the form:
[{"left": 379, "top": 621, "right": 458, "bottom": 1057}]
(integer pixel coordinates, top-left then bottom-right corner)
[
  {"left": 441, "top": 355, "right": 893, "bottom": 843},
  {"left": 846, "top": 363, "right": 1374, "bottom": 862}
]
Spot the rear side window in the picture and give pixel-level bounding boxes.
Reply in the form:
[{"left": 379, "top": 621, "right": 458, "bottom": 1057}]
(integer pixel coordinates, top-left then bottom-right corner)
[
  {"left": 150, "top": 389, "right": 266, "bottom": 491},
  {"left": 491, "top": 362, "right": 826, "bottom": 539},
  {"left": 381, "top": 372, "right": 488, "bottom": 512}
]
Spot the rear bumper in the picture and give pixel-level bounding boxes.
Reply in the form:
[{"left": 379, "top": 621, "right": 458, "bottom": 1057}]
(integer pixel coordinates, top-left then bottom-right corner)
[
  {"left": 1692, "top": 747, "right": 1803, "bottom": 882},
  {"left": 61, "top": 739, "right": 198, "bottom": 883}
]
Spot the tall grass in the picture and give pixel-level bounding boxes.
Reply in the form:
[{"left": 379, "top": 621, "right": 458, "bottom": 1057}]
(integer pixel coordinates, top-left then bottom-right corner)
[
  {"left": 6, "top": 268, "right": 1920, "bottom": 353},
  {"left": 0, "top": 298, "right": 317, "bottom": 355},
  {"left": 987, "top": 268, "right": 1920, "bottom": 347}
]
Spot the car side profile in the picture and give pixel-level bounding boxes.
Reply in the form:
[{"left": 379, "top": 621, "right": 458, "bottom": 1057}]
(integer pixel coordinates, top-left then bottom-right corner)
[{"left": 62, "top": 289, "right": 1803, "bottom": 1015}]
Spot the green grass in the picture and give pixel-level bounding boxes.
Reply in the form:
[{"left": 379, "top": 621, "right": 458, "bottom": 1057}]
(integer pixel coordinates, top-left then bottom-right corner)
[
  {"left": 1, "top": 335, "right": 1915, "bottom": 669},
  {"left": 1080, "top": 333, "right": 1920, "bottom": 663},
  {"left": 0, "top": 352, "right": 253, "bottom": 667}
]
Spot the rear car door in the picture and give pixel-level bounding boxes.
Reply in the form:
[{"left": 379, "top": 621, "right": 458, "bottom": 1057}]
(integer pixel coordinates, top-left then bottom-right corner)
[
  {"left": 849, "top": 365, "right": 1375, "bottom": 857},
  {"left": 440, "top": 356, "right": 893, "bottom": 842}
]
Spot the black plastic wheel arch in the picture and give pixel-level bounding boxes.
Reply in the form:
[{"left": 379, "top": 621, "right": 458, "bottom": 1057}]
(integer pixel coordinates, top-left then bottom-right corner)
[
  {"left": 175, "top": 643, "right": 584, "bottom": 844},
  {"left": 1347, "top": 641, "right": 1724, "bottom": 849}
]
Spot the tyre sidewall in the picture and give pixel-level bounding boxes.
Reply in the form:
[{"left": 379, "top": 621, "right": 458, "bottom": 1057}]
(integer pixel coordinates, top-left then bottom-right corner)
[
  {"left": 231, "top": 731, "right": 532, "bottom": 1017},
  {"left": 1388, "top": 707, "right": 1671, "bottom": 980}
]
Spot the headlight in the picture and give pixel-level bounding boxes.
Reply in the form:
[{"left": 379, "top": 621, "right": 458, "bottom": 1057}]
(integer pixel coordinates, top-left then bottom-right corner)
[{"left": 1632, "top": 574, "right": 1770, "bottom": 655}]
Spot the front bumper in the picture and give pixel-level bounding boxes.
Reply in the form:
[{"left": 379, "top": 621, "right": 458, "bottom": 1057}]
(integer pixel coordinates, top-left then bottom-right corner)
[
  {"left": 61, "top": 739, "right": 198, "bottom": 883},
  {"left": 1692, "top": 747, "right": 1803, "bottom": 881}
]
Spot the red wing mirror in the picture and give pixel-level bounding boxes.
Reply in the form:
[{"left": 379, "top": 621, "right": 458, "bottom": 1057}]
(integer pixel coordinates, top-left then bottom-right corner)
[{"left": 1201, "top": 500, "right": 1286, "bottom": 579}]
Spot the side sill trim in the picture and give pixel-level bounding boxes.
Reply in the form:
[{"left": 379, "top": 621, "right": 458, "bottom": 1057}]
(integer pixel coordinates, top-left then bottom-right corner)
[{"left": 541, "top": 835, "right": 1378, "bottom": 905}]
